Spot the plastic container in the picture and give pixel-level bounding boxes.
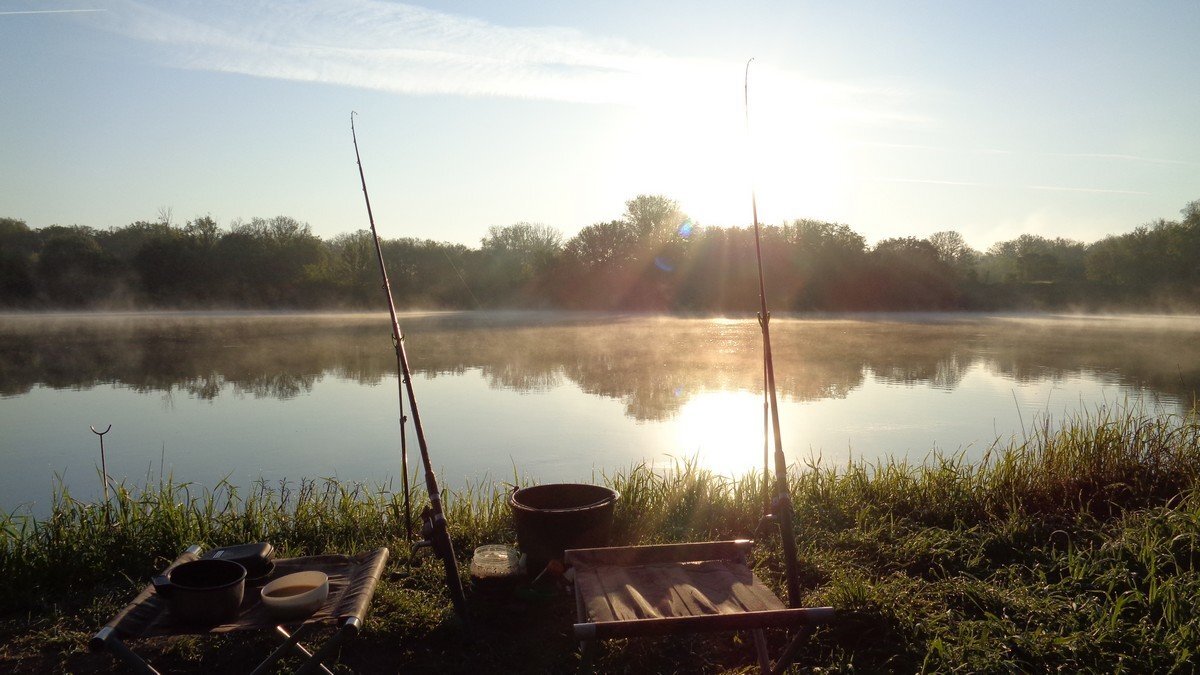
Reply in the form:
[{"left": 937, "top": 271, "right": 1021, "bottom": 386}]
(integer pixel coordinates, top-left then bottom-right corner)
[
  {"left": 470, "top": 545, "right": 522, "bottom": 597},
  {"left": 509, "top": 483, "right": 619, "bottom": 574},
  {"left": 201, "top": 542, "right": 275, "bottom": 583}
]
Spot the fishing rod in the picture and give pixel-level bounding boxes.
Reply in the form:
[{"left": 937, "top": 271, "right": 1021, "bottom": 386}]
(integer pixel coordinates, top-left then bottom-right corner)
[
  {"left": 350, "top": 112, "right": 469, "bottom": 622},
  {"left": 745, "top": 58, "right": 802, "bottom": 608}
]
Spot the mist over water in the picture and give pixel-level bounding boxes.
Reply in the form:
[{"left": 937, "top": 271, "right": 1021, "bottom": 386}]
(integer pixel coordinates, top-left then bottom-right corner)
[{"left": 1, "top": 311, "right": 1197, "bottom": 515}]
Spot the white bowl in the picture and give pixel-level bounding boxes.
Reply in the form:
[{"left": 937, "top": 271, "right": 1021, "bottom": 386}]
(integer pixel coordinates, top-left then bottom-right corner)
[{"left": 260, "top": 571, "right": 329, "bottom": 620}]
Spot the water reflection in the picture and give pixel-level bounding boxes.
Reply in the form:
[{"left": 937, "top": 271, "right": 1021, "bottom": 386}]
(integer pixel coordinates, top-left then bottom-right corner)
[{"left": 2, "top": 312, "right": 1197, "bottom": 417}]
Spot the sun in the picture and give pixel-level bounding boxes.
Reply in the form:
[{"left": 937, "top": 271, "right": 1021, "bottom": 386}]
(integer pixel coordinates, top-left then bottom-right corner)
[{"left": 620, "top": 65, "right": 852, "bottom": 228}]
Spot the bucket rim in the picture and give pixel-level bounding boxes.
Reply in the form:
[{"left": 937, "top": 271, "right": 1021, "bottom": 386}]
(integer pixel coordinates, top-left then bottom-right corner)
[{"left": 508, "top": 483, "right": 620, "bottom": 514}]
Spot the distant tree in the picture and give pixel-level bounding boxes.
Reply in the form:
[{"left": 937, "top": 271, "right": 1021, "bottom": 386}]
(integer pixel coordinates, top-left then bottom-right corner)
[
  {"left": 481, "top": 223, "right": 562, "bottom": 274},
  {"left": 100, "top": 220, "right": 175, "bottom": 263},
  {"left": 928, "top": 230, "right": 979, "bottom": 275},
  {"left": 776, "top": 219, "right": 867, "bottom": 309},
  {"left": 1183, "top": 200, "right": 1200, "bottom": 226},
  {"left": 477, "top": 222, "right": 563, "bottom": 306},
  {"left": 156, "top": 206, "right": 174, "bottom": 227},
  {"left": 1086, "top": 215, "right": 1200, "bottom": 291},
  {"left": 0, "top": 217, "right": 37, "bottom": 256},
  {"left": 37, "top": 229, "right": 122, "bottom": 305},
  {"left": 562, "top": 220, "right": 639, "bottom": 272},
  {"left": 0, "top": 217, "right": 36, "bottom": 303},
  {"left": 184, "top": 215, "right": 221, "bottom": 249},
  {"left": 622, "top": 194, "right": 686, "bottom": 246},
  {"left": 981, "top": 234, "right": 1086, "bottom": 284},
  {"left": 215, "top": 216, "right": 323, "bottom": 305},
  {"left": 862, "top": 237, "right": 961, "bottom": 309},
  {"left": 323, "top": 229, "right": 377, "bottom": 304}
]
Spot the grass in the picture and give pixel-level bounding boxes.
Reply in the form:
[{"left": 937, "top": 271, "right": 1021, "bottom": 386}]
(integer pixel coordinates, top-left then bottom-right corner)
[{"left": 2, "top": 404, "right": 1199, "bottom": 673}]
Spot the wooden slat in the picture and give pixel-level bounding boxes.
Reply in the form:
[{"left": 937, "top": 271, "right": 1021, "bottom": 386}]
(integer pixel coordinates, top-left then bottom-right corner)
[
  {"left": 724, "top": 564, "right": 788, "bottom": 613},
  {"left": 575, "top": 559, "right": 788, "bottom": 624},
  {"left": 598, "top": 564, "right": 663, "bottom": 620},
  {"left": 575, "top": 566, "right": 617, "bottom": 624},
  {"left": 574, "top": 607, "right": 836, "bottom": 640},
  {"left": 565, "top": 540, "right": 752, "bottom": 568},
  {"left": 660, "top": 562, "right": 718, "bottom": 617}
]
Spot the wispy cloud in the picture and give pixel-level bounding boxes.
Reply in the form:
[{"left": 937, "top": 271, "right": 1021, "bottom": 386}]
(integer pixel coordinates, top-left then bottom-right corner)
[
  {"left": 87, "top": 0, "right": 909, "bottom": 121},
  {"left": 874, "top": 177, "right": 989, "bottom": 188},
  {"left": 0, "top": 8, "right": 105, "bottom": 15},
  {"left": 1025, "top": 184, "right": 1149, "bottom": 196},
  {"left": 1042, "top": 152, "right": 1199, "bottom": 167},
  {"left": 871, "top": 177, "right": 1149, "bottom": 196},
  {"left": 856, "top": 141, "right": 1197, "bottom": 166}
]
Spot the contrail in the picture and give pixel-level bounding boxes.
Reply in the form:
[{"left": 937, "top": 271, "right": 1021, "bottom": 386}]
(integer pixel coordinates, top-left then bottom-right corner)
[
  {"left": 858, "top": 141, "right": 1196, "bottom": 166},
  {"left": 1045, "top": 153, "right": 1199, "bottom": 167},
  {"left": 0, "top": 9, "right": 106, "bottom": 15},
  {"left": 873, "top": 178, "right": 989, "bottom": 188},
  {"left": 1026, "top": 185, "right": 1149, "bottom": 196},
  {"left": 872, "top": 177, "right": 1149, "bottom": 195}
]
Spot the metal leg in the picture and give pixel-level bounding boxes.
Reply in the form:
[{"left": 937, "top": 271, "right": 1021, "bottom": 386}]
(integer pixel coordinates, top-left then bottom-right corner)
[
  {"left": 769, "top": 624, "right": 814, "bottom": 675},
  {"left": 753, "top": 629, "right": 771, "bottom": 674},
  {"left": 249, "top": 624, "right": 315, "bottom": 675},
  {"left": 98, "top": 631, "right": 161, "bottom": 675},
  {"left": 294, "top": 625, "right": 351, "bottom": 675},
  {"left": 579, "top": 639, "right": 598, "bottom": 674},
  {"left": 270, "top": 625, "right": 336, "bottom": 675}
]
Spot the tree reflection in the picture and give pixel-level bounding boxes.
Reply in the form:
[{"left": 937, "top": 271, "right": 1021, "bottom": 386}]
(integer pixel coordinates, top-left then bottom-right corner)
[{"left": 0, "top": 312, "right": 1196, "bottom": 419}]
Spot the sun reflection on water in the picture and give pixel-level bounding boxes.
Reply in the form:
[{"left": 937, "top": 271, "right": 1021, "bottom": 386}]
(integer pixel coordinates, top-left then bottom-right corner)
[{"left": 673, "top": 390, "right": 768, "bottom": 475}]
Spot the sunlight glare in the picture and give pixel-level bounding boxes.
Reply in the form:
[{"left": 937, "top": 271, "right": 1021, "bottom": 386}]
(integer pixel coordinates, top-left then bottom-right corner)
[
  {"left": 673, "top": 390, "right": 767, "bottom": 475},
  {"left": 627, "top": 64, "right": 852, "bottom": 227}
]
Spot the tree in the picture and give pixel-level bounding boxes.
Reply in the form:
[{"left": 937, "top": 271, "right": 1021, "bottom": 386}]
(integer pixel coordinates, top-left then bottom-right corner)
[
  {"left": 325, "top": 230, "right": 378, "bottom": 304},
  {"left": 184, "top": 215, "right": 221, "bottom": 249},
  {"left": 928, "top": 230, "right": 979, "bottom": 274},
  {"left": 477, "top": 222, "right": 563, "bottom": 306},
  {"left": 776, "top": 219, "right": 867, "bottom": 309},
  {"left": 862, "top": 237, "right": 961, "bottom": 309},
  {"left": 622, "top": 194, "right": 686, "bottom": 246},
  {"left": 481, "top": 223, "right": 562, "bottom": 275},
  {"left": 37, "top": 229, "right": 122, "bottom": 305},
  {"left": 0, "top": 217, "right": 36, "bottom": 303},
  {"left": 982, "top": 234, "right": 1085, "bottom": 284},
  {"left": 562, "top": 220, "right": 639, "bottom": 271}
]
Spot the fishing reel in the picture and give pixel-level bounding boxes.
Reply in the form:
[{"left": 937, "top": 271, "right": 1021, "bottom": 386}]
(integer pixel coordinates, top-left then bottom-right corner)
[
  {"left": 411, "top": 505, "right": 453, "bottom": 560},
  {"left": 755, "top": 494, "right": 794, "bottom": 538},
  {"left": 410, "top": 504, "right": 469, "bottom": 623}
]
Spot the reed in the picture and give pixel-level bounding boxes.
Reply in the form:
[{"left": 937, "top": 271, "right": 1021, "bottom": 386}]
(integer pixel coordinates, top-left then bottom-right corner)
[{"left": 2, "top": 403, "right": 1198, "bottom": 672}]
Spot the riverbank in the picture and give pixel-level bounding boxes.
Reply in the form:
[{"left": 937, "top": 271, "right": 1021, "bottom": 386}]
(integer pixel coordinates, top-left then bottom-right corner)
[{"left": 3, "top": 405, "right": 1199, "bottom": 672}]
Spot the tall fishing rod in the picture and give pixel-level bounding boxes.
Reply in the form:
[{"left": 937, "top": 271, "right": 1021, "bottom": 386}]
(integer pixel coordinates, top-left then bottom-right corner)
[
  {"left": 745, "top": 58, "right": 802, "bottom": 608},
  {"left": 350, "top": 112, "right": 469, "bottom": 622}
]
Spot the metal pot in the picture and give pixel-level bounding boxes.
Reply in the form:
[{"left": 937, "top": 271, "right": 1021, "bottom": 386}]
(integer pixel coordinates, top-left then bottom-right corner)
[{"left": 152, "top": 558, "right": 246, "bottom": 624}]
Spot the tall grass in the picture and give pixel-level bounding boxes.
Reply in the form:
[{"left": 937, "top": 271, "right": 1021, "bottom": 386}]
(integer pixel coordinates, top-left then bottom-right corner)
[{"left": 3, "top": 404, "right": 1199, "bottom": 672}]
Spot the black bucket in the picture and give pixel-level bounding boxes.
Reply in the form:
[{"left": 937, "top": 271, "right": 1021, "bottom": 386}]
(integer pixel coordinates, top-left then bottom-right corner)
[{"left": 509, "top": 483, "right": 619, "bottom": 573}]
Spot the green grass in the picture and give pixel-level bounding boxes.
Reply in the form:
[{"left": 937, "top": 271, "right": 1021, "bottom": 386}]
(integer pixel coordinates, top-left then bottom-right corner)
[{"left": 2, "top": 404, "right": 1199, "bottom": 673}]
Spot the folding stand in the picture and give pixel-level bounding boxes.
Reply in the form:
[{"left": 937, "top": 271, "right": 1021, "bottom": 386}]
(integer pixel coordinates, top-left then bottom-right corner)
[
  {"left": 91, "top": 545, "right": 389, "bottom": 674},
  {"left": 567, "top": 540, "right": 834, "bottom": 675}
]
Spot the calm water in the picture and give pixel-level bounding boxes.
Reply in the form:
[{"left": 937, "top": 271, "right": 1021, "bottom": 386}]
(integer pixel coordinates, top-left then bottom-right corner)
[{"left": 2, "top": 311, "right": 1198, "bottom": 515}]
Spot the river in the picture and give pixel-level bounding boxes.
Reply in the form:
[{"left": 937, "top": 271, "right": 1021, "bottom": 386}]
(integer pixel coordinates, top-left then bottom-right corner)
[{"left": 2, "top": 311, "right": 1197, "bottom": 515}]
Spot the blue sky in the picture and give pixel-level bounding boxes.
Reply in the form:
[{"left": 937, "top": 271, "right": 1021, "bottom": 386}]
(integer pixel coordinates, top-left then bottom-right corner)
[{"left": 2, "top": 0, "right": 1197, "bottom": 250}]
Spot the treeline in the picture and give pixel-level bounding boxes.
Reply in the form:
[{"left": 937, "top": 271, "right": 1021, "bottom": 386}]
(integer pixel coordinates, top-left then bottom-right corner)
[{"left": 2, "top": 196, "right": 1198, "bottom": 311}]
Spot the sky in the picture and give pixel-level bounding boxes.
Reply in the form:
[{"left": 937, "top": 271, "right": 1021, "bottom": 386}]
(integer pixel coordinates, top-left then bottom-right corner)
[{"left": 2, "top": 0, "right": 1198, "bottom": 251}]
